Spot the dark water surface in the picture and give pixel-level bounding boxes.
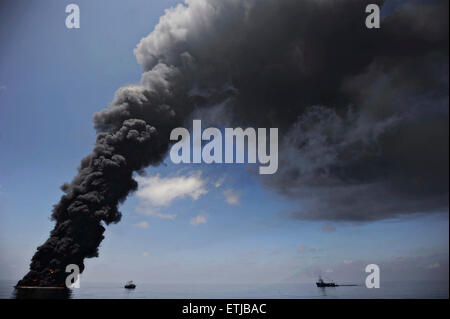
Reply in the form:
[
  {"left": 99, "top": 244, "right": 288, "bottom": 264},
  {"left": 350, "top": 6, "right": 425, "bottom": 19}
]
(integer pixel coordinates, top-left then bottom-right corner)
[{"left": 1, "top": 280, "right": 447, "bottom": 299}]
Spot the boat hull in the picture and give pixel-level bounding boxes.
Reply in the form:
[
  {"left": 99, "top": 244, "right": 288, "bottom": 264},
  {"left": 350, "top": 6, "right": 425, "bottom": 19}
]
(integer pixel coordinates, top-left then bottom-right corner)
[
  {"left": 316, "top": 282, "right": 337, "bottom": 287},
  {"left": 124, "top": 285, "right": 136, "bottom": 289}
]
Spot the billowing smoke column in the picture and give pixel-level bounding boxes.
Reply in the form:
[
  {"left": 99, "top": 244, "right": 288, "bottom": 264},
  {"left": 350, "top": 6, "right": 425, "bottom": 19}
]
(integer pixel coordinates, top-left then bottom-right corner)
[
  {"left": 19, "top": 0, "right": 448, "bottom": 286},
  {"left": 18, "top": 67, "right": 192, "bottom": 287},
  {"left": 18, "top": 120, "right": 167, "bottom": 286}
]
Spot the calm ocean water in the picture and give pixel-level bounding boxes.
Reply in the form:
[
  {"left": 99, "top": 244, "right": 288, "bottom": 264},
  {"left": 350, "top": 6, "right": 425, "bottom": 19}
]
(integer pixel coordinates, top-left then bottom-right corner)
[{"left": 1, "top": 280, "right": 448, "bottom": 299}]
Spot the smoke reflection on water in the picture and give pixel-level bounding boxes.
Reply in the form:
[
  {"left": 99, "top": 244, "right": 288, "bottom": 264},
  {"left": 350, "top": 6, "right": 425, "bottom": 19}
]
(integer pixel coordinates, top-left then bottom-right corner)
[{"left": 12, "top": 287, "right": 72, "bottom": 299}]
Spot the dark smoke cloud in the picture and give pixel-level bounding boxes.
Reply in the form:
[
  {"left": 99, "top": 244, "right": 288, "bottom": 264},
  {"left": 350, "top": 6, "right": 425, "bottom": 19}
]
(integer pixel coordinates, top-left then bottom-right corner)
[
  {"left": 133, "top": 0, "right": 448, "bottom": 221},
  {"left": 19, "top": 0, "right": 448, "bottom": 286},
  {"left": 19, "top": 60, "right": 196, "bottom": 286},
  {"left": 18, "top": 120, "right": 171, "bottom": 286}
]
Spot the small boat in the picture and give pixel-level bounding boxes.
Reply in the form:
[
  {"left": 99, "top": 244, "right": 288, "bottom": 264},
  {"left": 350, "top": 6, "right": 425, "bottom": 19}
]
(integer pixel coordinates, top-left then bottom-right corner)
[
  {"left": 124, "top": 281, "right": 136, "bottom": 289},
  {"left": 316, "top": 277, "right": 337, "bottom": 287}
]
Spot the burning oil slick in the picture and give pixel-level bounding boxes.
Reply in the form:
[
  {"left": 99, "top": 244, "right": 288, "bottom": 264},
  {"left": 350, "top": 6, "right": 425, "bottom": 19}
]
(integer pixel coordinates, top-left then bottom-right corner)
[
  {"left": 13, "top": 287, "right": 72, "bottom": 299},
  {"left": 18, "top": 0, "right": 448, "bottom": 287}
]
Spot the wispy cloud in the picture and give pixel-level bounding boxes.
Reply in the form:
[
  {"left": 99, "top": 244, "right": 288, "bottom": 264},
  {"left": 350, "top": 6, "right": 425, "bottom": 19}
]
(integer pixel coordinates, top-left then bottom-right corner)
[
  {"left": 136, "top": 172, "right": 207, "bottom": 206},
  {"left": 223, "top": 189, "right": 241, "bottom": 205},
  {"left": 150, "top": 212, "right": 177, "bottom": 220},
  {"left": 241, "top": 250, "right": 260, "bottom": 257},
  {"left": 215, "top": 177, "right": 225, "bottom": 188},
  {"left": 133, "top": 221, "right": 149, "bottom": 228},
  {"left": 190, "top": 215, "right": 207, "bottom": 226},
  {"left": 135, "top": 172, "right": 207, "bottom": 219},
  {"left": 141, "top": 251, "right": 150, "bottom": 257},
  {"left": 425, "top": 262, "right": 440, "bottom": 269}
]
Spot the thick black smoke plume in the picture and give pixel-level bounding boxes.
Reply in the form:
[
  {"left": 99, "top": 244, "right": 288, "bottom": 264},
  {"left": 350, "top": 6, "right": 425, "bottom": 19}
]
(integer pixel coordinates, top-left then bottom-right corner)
[
  {"left": 19, "top": 0, "right": 448, "bottom": 286},
  {"left": 18, "top": 70, "right": 192, "bottom": 286}
]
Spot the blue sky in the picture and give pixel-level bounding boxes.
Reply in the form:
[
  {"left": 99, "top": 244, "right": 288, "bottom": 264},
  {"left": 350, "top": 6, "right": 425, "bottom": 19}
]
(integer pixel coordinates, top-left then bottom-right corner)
[{"left": 0, "top": 0, "right": 448, "bottom": 285}]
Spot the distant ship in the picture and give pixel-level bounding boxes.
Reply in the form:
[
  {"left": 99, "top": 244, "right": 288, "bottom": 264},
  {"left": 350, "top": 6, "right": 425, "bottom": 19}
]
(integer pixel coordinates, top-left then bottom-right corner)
[
  {"left": 316, "top": 277, "right": 337, "bottom": 287},
  {"left": 124, "top": 281, "right": 136, "bottom": 289}
]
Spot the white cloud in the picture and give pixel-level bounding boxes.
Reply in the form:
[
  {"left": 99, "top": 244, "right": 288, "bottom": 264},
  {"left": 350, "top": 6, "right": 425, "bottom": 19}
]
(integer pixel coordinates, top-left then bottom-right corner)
[
  {"left": 223, "top": 189, "right": 241, "bottom": 205},
  {"left": 190, "top": 215, "right": 207, "bottom": 226},
  {"left": 135, "top": 172, "right": 208, "bottom": 218},
  {"left": 136, "top": 173, "right": 207, "bottom": 206},
  {"left": 133, "top": 221, "right": 149, "bottom": 228}
]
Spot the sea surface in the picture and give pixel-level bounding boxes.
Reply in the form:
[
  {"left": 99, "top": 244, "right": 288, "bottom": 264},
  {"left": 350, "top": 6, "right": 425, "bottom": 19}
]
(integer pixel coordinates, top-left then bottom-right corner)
[{"left": 1, "top": 280, "right": 448, "bottom": 299}]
